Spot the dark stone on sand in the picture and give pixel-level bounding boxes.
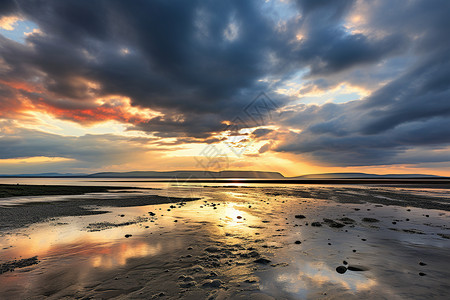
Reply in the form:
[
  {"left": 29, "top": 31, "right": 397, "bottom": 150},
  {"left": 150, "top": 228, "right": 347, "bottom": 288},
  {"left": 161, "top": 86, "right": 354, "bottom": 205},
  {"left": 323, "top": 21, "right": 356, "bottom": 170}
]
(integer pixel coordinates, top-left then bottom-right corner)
[
  {"left": 254, "top": 258, "right": 271, "bottom": 264},
  {"left": 338, "top": 217, "right": 356, "bottom": 224},
  {"left": 125, "top": 234, "right": 132, "bottom": 238},
  {"left": 419, "top": 262, "right": 427, "bottom": 266},
  {"left": 205, "top": 246, "right": 220, "bottom": 253},
  {"left": 248, "top": 251, "right": 260, "bottom": 257},
  {"left": 148, "top": 212, "right": 156, "bottom": 216},
  {"left": 438, "top": 233, "right": 450, "bottom": 239},
  {"left": 323, "top": 219, "right": 345, "bottom": 228},
  {"left": 362, "top": 218, "right": 379, "bottom": 223},
  {"left": 295, "top": 215, "right": 306, "bottom": 219},
  {"left": 202, "top": 279, "right": 223, "bottom": 288},
  {"left": 311, "top": 222, "right": 322, "bottom": 227},
  {"left": 0, "top": 256, "right": 39, "bottom": 274},
  {"left": 206, "top": 271, "right": 218, "bottom": 278},
  {"left": 336, "top": 266, "right": 347, "bottom": 274},
  {"left": 419, "top": 272, "right": 426, "bottom": 276},
  {"left": 295, "top": 240, "right": 301, "bottom": 244},
  {"left": 347, "top": 265, "right": 368, "bottom": 271},
  {"left": 237, "top": 216, "right": 242, "bottom": 219},
  {"left": 179, "top": 281, "right": 196, "bottom": 288},
  {"left": 343, "top": 260, "right": 348, "bottom": 265}
]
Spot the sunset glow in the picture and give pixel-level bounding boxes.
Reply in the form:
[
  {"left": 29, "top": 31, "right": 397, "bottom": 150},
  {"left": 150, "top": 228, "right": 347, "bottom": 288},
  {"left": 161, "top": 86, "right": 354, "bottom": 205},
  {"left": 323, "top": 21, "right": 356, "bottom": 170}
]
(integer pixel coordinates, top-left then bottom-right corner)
[{"left": 1, "top": 0, "right": 449, "bottom": 177}]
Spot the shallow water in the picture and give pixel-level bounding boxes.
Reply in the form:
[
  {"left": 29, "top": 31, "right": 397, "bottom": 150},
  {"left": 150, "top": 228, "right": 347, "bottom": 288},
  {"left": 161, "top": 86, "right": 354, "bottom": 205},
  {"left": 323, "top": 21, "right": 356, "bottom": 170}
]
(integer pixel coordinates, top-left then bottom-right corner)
[{"left": 0, "top": 182, "right": 449, "bottom": 299}]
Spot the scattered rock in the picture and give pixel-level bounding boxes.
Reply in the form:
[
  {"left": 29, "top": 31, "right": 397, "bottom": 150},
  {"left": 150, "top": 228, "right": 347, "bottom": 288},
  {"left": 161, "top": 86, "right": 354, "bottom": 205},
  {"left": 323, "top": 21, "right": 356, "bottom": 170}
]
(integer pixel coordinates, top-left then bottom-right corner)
[
  {"left": 311, "top": 222, "right": 322, "bottom": 227},
  {"left": 254, "top": 258, "right": 271, "bottom": 264},
  {"left": 323, "top": 218, "right": 345, "bottom": 228},
  {"left": 125, "top": 234, "right": 132, "bottom": 238},
  {"left": 205, "top": 246, "right": 220, "bottom": 253},
  {"left": 438, "top": 233, "right": 450, "bottom": 239},
  {"left": 347, "top": 265, "right": 368, "bottom": 271},
  {"left": 419, "top": 262, "right": 427, "bottom": 266},
  {"left": 0, "top": 256, "right": 39, "bottom": 274},
  {"left": 338, "top": 217, "right": 355, "bottom": 224},
  {"left": 202, "top": 279, "right": 223, "bottom": 288},
  {"left": 336, "top": 266, "right": 347, "bottom": 274},
  {"left": 294, "top": 240, "right": 301, "bottom": 244},
  {"left": 205, "top": 271, "right": 218, "bottom": 278},
  {"left": 179, "top": 281, "right": 196, "bottom": 288},
  {"left": 295, "top": 215, "right": 306, "bottom": 219},
  {"left": 248, "top": 251, "right": 260, "bottom": 257},
  {"left": 362, "top": 218, "right": 379, "bottom": 223},
  {"left": 419, "top": 272, "right": 426, "bottom": 276},
  {"left": 191, "top": 265, "right": 204, "bottom": 272}
]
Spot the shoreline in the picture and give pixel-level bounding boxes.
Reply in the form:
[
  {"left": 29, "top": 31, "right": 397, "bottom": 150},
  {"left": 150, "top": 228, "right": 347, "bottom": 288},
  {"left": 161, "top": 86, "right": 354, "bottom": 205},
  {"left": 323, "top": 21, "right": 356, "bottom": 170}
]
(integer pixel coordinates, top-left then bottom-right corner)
[{"left": 0, "top": 183, "right": 449, "bottom": 299}]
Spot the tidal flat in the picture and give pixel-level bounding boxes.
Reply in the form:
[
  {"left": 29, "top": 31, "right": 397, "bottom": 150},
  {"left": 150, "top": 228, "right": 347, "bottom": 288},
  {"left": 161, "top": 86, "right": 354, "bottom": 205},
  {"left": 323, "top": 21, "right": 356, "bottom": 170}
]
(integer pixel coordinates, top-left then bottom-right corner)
[{"left": 0, "top": 182, "right": 449, "bottom": 299}]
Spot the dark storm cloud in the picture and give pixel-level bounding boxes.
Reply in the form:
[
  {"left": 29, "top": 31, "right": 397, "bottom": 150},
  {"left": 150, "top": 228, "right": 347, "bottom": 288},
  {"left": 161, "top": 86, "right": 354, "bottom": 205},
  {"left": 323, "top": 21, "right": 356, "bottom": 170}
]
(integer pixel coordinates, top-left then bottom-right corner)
[
  {"left": 0, "top": 0, "right": 449, "bottom": 168},
  {"left": 277, "top": 36, "right": 450, "bottom": 165},
  {"left": 0, "top": 0, "right": 17, "bottom": 15},
  {"left": 0, "top": 0, "right": 410, "bottom": 138}
]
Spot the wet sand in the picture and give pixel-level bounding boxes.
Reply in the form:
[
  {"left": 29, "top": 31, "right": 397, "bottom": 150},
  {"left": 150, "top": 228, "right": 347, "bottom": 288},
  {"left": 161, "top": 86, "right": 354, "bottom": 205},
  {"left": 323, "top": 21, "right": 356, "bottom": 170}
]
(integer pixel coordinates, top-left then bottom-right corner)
[{"left": 0, "top": 184, "right": 449, "bottom": 299}]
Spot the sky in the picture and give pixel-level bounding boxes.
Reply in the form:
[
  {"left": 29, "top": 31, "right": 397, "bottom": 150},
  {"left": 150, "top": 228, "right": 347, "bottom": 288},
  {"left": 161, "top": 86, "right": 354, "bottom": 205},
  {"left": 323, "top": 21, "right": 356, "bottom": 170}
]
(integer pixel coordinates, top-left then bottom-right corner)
[{"left": 0, "top": 0, "right": 450, "bottom": 176}]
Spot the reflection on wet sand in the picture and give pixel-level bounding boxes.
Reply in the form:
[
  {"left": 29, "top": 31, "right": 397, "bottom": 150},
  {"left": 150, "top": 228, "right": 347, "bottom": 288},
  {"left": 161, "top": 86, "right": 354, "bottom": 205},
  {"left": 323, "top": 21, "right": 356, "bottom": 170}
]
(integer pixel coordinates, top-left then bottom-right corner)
[{"left": 0, "top": 184, "right": 449, "bottom": 299}]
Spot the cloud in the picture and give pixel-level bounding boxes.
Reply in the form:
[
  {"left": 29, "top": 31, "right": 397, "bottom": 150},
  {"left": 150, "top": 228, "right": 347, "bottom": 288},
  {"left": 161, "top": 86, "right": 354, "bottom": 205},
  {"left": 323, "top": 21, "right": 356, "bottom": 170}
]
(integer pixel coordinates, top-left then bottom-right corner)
[
  {"left": 0, "top": 0, "right": 449, "bottom": 171},
  {"left": 0, "top": 125, "right": 160, "bottom": 167}
]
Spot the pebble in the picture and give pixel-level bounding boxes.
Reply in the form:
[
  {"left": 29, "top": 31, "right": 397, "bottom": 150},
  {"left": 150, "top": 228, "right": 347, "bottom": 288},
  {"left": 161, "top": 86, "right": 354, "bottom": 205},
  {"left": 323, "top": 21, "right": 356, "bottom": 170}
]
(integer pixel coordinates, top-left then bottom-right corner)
[{"left": 254, "top": 258, "right": 271, "bottom": 264}]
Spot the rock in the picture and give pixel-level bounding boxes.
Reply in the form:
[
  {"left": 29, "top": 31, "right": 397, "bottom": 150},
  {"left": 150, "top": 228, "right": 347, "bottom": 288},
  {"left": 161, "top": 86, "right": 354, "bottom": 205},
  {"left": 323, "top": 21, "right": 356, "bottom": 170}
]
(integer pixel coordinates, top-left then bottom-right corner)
[
  {"left": 294, "top": 240, "right": 301, "bottom": 244},
  {"left": 338, "top": 217, "right": 355, "bottom": 224},
  {"left": 148, "top": 212, "right": 156, "bottom": 216},
  {"left": 125, "top": 234, "right": 132, "bottom": 238},
  {"left": 311, "top": 222, "right": 322, "bottom": 227},
  {"left": 343, "top": 260, "right": 348, "bottom": 265},
  {"left": 191, "top": 265, "right": 204, "bottom": 272},
  {"left": 336, "top": 266, "right": 347, "bottom": 274},
  {"left": 362, "top": 218, "right": 379, "bottom": 223},
  {"left": 248, "top": 251, "right": 260, "bottom": 257},
  {"left": 202, "top": 279, "right": 223, "bottom": 288},
  {"left": 419, "top": 272, "right": 426, "bottom": 276},
  {"left": 205, "top": 246, "right": 220, "bottom": 253},
  {"left": 205, "top": 271, "right": 218, "bottom": 278},
  {"left": 419, "top": 262, "right": 427, "bottom": 266},
  {"left": 323, "top": 219, "right": 345, "bottom": 228},
  {"left": 347, "top": 265, "right": 368, "bottom": 271},
  {"left": 0, "top": 256, "right": 39, "bottom": 274},
  {"left": 179, "top": 281, "right": 196, "bottom": 288},
  {"left": 295, "top": 215, "right": 306, "bottom": 219},
  {"left": 237, "top": 216, "right": 242, "bottom": 219},
  {"left": 183, "top": 276, "right": 194, "bottom": 282},
  {"left": 254, "top": 258, "right": 271, "bottom": 264}
]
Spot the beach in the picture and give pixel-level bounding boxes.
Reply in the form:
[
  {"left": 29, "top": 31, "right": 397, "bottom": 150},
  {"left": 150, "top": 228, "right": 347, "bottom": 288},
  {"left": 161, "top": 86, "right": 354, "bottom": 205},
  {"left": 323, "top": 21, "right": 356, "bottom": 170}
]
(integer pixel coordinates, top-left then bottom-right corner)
[{"left": 0, "top": 181, "right": 449, "bottom": 299}]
